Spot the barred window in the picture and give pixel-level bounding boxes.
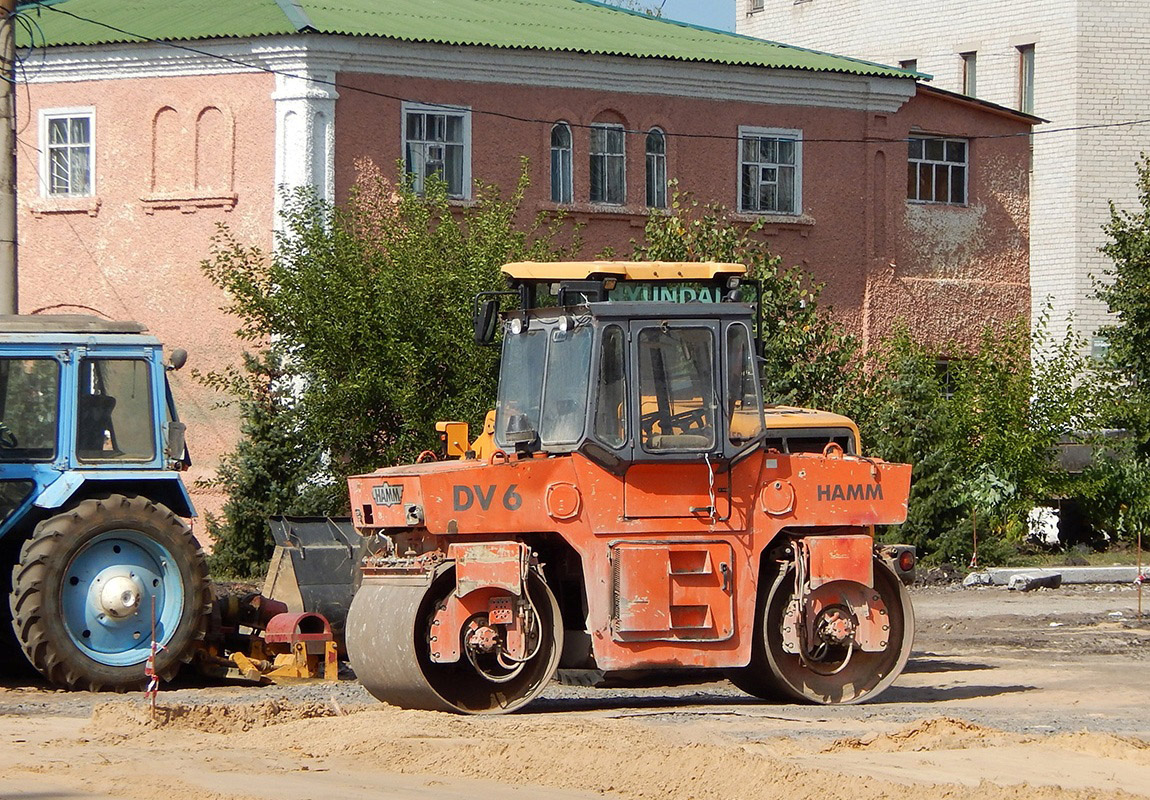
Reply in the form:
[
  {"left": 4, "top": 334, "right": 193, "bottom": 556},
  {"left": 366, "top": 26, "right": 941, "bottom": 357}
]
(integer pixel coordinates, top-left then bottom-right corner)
[
  {"left": 403, "top": 103, "right": 470, "bottom": 199},
  {"left": 42, "top": 110, "right": 93, "bottom": 197},
  {"left": 908, "top": 136, "right": 967, "bottom": 205}
]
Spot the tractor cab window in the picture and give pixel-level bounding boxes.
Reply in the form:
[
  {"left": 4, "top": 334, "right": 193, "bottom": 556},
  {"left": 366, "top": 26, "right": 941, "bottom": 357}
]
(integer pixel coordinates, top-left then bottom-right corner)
[
  {"left": 77, "top": 358, "right": 155, "bottom": 462},
  {"left": 0, "top": 358, "right": 59, "bottom": 461},
  {"left": 496, "top": 324, "right": 547, "bottom": 448},
  {"left": 638, "top": 326, "right": 716, "bottom": 452},
  {"left": 496, "top": 319, "right": 594, "bottom": 450},
  {"left": 727, "top": 323, "right": 765, "bottom": 444}
]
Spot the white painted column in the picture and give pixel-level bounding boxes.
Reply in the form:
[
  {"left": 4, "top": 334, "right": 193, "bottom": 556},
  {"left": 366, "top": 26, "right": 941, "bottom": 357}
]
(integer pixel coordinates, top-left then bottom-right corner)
[{"left": 271, "top": 62, "right": 338, "bottom": 223}]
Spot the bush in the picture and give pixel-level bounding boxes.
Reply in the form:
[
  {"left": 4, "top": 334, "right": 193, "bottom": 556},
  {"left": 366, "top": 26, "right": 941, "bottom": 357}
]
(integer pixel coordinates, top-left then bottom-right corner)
[{"left": 863, "top": 312, "right": 1106, "bottom": 565}]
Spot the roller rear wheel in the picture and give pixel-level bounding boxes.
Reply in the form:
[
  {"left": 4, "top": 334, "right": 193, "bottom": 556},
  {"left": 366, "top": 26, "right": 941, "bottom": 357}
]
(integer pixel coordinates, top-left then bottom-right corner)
[
  {"left": 729, "top": 558, "right": 913, "bottom": 705},
  {"left": 347, "top": 568, "right": 562, "bottom": 714}
]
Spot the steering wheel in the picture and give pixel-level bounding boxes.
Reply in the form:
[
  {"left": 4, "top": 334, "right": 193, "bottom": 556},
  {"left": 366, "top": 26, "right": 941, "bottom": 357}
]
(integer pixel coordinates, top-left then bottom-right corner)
[
  {"left": 640, "top": 408, "right": 709, "bottom": 437},
  {"left": 0, "top": 422, "right": 17, "bottom": 449}
]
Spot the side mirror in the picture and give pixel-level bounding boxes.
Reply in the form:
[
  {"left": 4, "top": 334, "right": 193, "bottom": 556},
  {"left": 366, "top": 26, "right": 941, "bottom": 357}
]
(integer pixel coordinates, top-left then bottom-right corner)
[
  {"left": 474, "top": 299, "right": 499, "bottom": 345},
  {"left": 168, "top": 348, "right": 188, "bottom": 371},
  {"left": 165, "top": 420, "right": 188, "bottom": 467}
]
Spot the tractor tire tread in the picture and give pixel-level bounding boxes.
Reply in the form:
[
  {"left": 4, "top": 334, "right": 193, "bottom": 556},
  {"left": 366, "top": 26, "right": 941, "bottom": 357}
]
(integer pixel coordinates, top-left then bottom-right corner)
[{"left": 7, "top": 493, "right": 210, "bottom": 691}]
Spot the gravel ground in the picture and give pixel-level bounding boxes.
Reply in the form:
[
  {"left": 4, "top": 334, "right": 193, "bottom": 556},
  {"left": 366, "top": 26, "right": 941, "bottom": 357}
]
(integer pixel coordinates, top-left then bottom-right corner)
[{"left": 2, "top": 582, "right": 1149, "bottom": 800}]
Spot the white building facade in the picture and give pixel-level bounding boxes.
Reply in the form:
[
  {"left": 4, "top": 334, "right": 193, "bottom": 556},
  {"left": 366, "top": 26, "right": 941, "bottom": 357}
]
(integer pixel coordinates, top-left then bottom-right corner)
[{"left": 741, "top": 0, "right": 1150, "bottom": 349}]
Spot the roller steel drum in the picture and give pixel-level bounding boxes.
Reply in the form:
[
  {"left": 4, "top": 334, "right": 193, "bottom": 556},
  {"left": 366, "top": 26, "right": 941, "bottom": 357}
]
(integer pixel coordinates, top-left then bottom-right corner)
[{"left": 346, "top": 569, "right": 562, "bottom": 714}]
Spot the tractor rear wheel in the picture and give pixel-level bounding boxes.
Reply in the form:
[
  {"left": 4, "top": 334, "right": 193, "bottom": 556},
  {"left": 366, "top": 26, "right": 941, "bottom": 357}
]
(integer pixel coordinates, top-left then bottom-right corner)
[
  {"left": 8, "top": 495, "right": 210, "bottom": 691},
  {"left": 347, "top": 567, "right": 562, "bottom": 714},
  {"left": 0, "top": 535, "right": 34, "bottom": 678},
  {"left": 728, "top": 558, "right": 914, "bottom": 705}
]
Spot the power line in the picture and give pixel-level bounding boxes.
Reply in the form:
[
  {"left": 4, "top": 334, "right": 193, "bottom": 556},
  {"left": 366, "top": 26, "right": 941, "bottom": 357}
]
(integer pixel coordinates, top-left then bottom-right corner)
[{"left": 20, "top": 3, "right": 1150, "bottom": 146}]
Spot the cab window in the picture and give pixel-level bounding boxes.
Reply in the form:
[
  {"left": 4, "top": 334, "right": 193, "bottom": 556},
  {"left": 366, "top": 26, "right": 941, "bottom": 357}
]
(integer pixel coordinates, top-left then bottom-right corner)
[
  {"left": 539, "top": 325, "right": 593, "bottom": 446},
  {"left": 0, "top": 358, "right": 59, "bottom": 461},
  {"left": 495, "top": 325, "right": 547, "bottom": 447},
  {"left": 637, "top": 326, "right": 716, "bottom": 452},
  {"left": 594, "top": 325, "right": 627, "bottom": 448},
  {"left": 727, "top": 323, "right": 765, "bottom": 444},
  {"left": 77, "top": 359, "right": 155, "bottom": 462}
]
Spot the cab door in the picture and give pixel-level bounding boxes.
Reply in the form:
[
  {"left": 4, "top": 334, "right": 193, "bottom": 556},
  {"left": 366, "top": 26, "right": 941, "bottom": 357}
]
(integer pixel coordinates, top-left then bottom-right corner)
[{"left": 622, "top": 320, "right": 731, "bottom": 520}]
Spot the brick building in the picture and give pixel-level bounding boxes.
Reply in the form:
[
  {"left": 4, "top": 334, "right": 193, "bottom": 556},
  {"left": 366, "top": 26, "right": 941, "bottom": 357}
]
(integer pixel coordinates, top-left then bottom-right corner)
[
  {"left": 16, "top": 0, "right": 1035, "bottom": 508},
  {"left": 740, "top": 0, "right": 1150, "bottom": 352}
]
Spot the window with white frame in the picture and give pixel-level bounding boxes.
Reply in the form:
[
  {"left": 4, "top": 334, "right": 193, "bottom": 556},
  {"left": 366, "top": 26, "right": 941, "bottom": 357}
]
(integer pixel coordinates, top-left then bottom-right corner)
[
  {"left": 645, "top": 128, "right": 667, "bottom": 209},
  {"left": 749, "top": 0, "right": 765, "bottom": 11},
  {"left": 961, "top": 52, "right": 977, "bottom": 96},
  {"left": 1017, "top": 44, "right": 1035, "bottom": 114},
  {"left": 590, "top": 123, "right": 625, "bottom": 205},
  {"left": 908, "top": 136, "right": 967, "bottom": 205},
  {"left": 550, "top": 122, "right": 573, "bottom": 204},
  {"left": 738, "top": 127, "right": 801, "bottom": 214},
  {"left": 41, "top": 109, "right": 94, "bottom": 197},
  {"left": 403, "top": 102, "right": 471, "bottom": 199}
]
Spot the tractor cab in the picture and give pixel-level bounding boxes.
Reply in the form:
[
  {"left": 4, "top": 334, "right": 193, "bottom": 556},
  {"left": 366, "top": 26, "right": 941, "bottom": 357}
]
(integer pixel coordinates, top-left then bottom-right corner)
[{"left": 477, "top": 262, "right": 766, "bottom": 468}]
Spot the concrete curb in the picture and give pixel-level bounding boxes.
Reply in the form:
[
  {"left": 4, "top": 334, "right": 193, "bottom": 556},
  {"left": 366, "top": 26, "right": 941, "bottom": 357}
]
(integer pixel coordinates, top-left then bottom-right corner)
[{"left": 963, "top": 566, "right": 1150, "bottom": 587}]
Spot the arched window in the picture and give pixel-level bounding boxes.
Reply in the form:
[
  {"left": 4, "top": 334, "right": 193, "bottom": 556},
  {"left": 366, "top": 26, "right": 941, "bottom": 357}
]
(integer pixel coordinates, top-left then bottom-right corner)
[
  {"left": 646, "top": 128, "right": 667, "bottom": 209},
  {"left": 550, "top": 122, "right": 573, "bottom": 204},
  {"left": 590, "top": 122, "right": 625, "bottom": 205}
]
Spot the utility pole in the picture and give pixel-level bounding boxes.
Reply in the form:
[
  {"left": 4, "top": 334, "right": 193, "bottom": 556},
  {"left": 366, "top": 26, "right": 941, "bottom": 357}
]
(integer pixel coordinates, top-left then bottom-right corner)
[{"left": 0, "top": 0, "right": 17, "bottom": 314}]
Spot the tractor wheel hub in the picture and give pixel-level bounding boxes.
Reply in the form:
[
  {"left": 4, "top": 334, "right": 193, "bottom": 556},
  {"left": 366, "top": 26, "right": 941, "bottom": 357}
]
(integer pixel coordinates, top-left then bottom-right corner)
[{"left": 99, "top": 574, "right": 143, "bottom": 619}]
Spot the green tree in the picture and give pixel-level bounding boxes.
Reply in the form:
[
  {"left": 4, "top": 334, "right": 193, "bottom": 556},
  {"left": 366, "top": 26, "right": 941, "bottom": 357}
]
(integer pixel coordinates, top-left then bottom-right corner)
[
  {"left": 199, "top": 160, "right": 580, "bottom": 574},
  {"left": 196, "top": 351, "right": 334, "bottom": 577},
  {"left": 1098, "top": 153, "right": 1150, "bottom": 445},
  {"left": 1086, "top": 152, "right": 1150, "bottom": 544}
]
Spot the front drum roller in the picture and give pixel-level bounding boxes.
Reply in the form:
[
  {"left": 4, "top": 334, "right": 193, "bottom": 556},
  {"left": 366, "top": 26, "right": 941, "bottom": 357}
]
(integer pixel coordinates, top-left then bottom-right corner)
[
  {"left": 346, "top": 567, "right": 562, "bottom": 714},
  {"left": 730, "top": 558, "right": 914, "bottom": 705}
]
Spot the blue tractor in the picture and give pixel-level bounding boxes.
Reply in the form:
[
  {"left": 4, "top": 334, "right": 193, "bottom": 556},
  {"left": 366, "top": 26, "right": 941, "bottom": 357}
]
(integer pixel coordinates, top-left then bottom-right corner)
[{"left": 0, "top": 315, "right": 210, "bottom": 690}]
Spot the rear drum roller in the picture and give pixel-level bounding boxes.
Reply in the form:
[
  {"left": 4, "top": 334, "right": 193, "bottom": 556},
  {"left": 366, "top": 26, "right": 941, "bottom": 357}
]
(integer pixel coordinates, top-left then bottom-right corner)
[
  {"left": 730, "top": 558, "right": 913, "bottom": 705},
  {"left": 347, "top": 567, "right": 562, "bottom": 714}
]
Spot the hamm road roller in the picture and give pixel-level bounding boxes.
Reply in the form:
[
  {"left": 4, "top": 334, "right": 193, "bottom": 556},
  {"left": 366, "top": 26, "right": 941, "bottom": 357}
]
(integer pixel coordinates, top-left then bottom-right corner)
[{"left": 345, "top": 261, "right": 915, "bottom": 714}]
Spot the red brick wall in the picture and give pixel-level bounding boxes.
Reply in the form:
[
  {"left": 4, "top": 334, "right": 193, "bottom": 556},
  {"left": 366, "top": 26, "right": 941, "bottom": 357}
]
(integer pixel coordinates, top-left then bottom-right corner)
[{"left": 336, "top": 74, "right": 1031, "bottom": 351}]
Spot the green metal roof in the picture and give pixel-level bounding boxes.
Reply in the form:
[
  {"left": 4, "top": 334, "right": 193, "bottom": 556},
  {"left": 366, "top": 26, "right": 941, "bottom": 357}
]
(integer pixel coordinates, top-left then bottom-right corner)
[{"left": 15, "top": 0, "right": 913, "bottom": 78}]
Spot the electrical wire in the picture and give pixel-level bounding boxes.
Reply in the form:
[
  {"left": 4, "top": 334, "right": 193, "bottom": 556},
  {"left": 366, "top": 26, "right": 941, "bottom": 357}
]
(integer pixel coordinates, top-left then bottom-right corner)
[{"left": 21, "top": 2, "right": 1150, "bottom": 147}]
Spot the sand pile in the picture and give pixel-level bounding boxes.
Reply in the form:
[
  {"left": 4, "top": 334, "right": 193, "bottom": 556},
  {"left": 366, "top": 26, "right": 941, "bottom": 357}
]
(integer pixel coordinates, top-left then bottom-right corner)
[
  {"left": 90, "top": 698, "right": 360, "bottom": 734},
  {"left": 823, "top": 716, "right": 1013, "bottom": 753},
  {"left": 232, "top": 708, "right": 1142, "bottom": 800}
]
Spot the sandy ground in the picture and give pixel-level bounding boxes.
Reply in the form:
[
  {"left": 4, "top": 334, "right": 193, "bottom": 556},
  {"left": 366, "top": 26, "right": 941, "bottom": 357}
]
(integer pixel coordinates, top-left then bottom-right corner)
[{"left": 1, "top": 583, "right": 1148, "bottom": 800}]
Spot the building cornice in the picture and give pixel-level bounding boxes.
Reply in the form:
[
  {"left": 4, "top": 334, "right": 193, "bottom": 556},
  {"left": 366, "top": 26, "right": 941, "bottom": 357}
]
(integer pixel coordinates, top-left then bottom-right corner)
[{"left": 21, "top": 35, "right": 915, "bottom": 113}]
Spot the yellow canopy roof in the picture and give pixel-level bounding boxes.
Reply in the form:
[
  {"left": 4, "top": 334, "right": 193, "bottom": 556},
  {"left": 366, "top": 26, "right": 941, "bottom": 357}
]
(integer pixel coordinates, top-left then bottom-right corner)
[{"left": 502, "top": 261, "right": 747, "bottom": 281}]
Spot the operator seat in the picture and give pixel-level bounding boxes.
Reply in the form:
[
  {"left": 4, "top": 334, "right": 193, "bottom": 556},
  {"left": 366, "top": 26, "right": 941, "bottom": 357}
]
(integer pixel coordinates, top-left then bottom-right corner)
[{"left": 76, "top": 393, "right": 116, "bottom": 456}]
